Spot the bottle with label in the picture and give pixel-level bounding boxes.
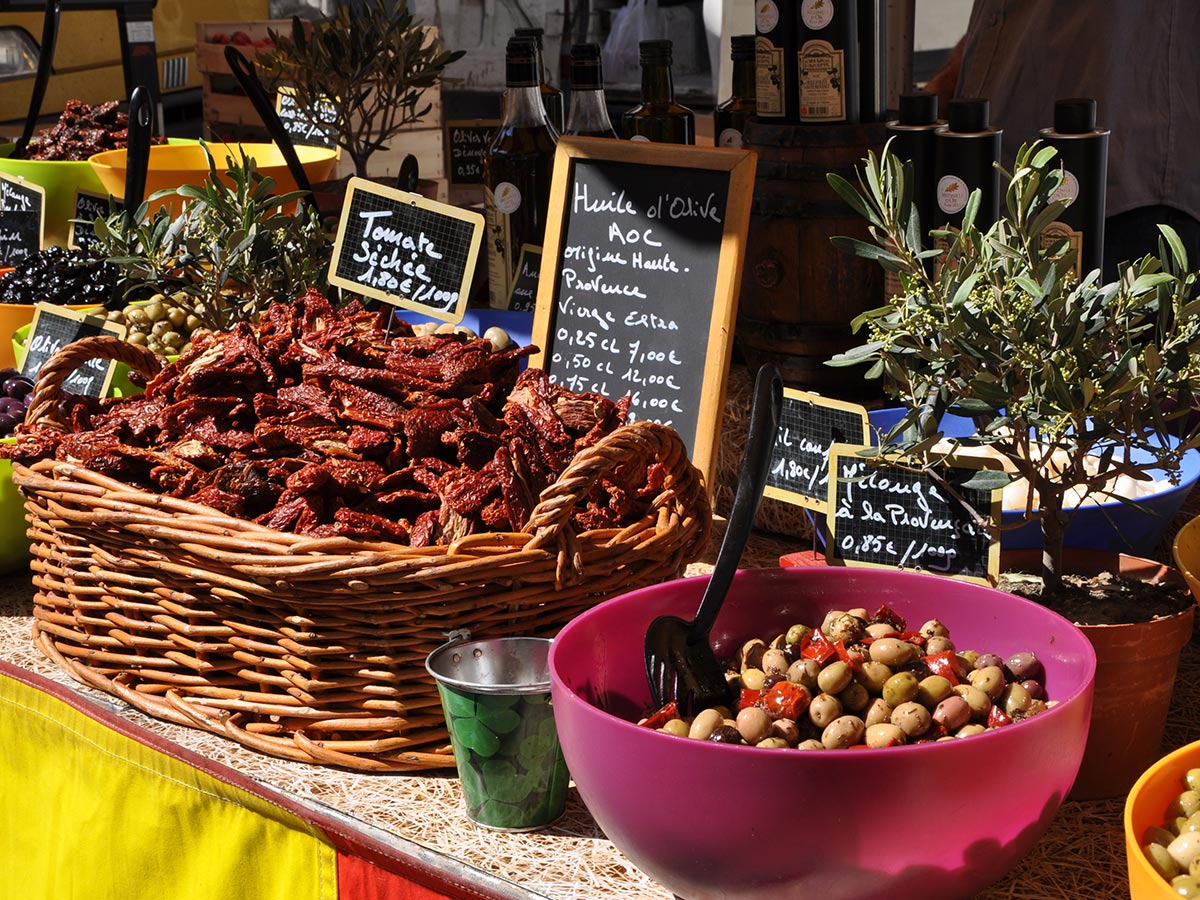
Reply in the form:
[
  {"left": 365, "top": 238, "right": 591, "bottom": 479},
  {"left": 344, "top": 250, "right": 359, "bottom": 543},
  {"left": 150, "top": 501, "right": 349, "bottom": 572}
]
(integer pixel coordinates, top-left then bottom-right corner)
[
  {"left": 796, "top": 0, "right": 859, "bottom": 124},
  {"left": 623, "top": 39, "right": 696, "bottom": 145},
  {"left": 886, "top": 92, "right": 941, "bottom": 232},
  {"left": 713, "top": 34, "right": 756, "bottom": 148},
  {"left": 856, "top": 0, "right": 887, "bottom": 123},
  {"left": 514, "top": 26, "right": 565, "bottom": 134},
  {"left": 564, "top": 43, "right": 618, "bottom": 139},
  {"left": 755, "top": 0, "right": 799, "bottom": 124},
  {"left": 484, "top": 36, "right": 559, "bottom": 309},
  {"left": 933, "top": 98, "right": 1002, "bottom": 232},
  {"left": 884, "top": 92, "right": 941, "bottom": 298},
  {"left": 1038, "top": 97, "right": 1110, "bottom": 278}
]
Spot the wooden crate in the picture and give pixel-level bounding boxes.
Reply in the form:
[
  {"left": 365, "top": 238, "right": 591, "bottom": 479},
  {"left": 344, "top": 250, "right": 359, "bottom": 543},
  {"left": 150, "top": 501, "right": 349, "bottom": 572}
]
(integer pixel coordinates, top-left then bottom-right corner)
[{"left": 195, "top": 20, "right": 445, "bottom": 181}]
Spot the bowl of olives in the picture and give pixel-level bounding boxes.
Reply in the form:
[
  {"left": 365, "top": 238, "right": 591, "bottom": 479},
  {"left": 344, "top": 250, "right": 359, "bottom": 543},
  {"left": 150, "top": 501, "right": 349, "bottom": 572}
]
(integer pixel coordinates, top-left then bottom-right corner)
[
  {"left": 549, "top": 566, "right": 1097, "bottom": 900},
  {"left": 1126, "top": 740, "right": 1200, "bottom": 899}
]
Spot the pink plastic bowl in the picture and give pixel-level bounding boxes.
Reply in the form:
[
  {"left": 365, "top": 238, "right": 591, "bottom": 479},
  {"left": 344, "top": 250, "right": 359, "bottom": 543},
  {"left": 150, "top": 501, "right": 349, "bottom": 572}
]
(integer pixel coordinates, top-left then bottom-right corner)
[{"left": 549, "top": 567, "right": 1097, "bottom": 900}]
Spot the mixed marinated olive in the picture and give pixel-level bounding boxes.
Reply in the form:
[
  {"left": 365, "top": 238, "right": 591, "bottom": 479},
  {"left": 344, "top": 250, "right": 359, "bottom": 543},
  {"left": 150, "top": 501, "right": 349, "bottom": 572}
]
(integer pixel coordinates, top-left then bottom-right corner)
[
  {"left": 0, "top": 368, "right": 34, "bottom": 438},
  {"left": 638, "top": 604, "right": 1052, "bottom": 750},
  {"left": 101, "top": 295, "right": 210, "bottom": 357},
  {"left": 1142, "top": 768, "right": 1200, "bottom": 896}
]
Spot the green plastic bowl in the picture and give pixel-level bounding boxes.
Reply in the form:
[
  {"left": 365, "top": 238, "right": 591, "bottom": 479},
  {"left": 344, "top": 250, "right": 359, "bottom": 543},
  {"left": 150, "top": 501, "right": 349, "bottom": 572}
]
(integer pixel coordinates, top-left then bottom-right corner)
[
  {"left": 0, "top": 437, "right": 28, "bottom": 575},
  {"left": 12, "top": 320, "right": 166, "bottom": 399},
  {"left": 0, "top": 138, "right": 196, "bottom": 248}
]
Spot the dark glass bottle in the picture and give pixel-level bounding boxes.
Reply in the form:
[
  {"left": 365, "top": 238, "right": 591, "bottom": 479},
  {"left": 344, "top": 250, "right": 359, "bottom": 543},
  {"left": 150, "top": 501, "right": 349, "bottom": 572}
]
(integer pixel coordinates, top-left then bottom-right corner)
[
  {"left": 755, "top": 0, "right": 799, "bottom": 124},
  {"left": 564, "top": 43, "right": 618, "bottom": 139},
  {"left": 714, "top": 34, "right": 756, "bottom": 148},
  {"left": 796, "top": 0, "right": 859, "bottom": 124},
  {"left": 1038, "top": 98, "right": 1110, "bottom": 278},
  {"left": 886, "top": 91, "right": 941, "bottom": 232},
  {"left": 933, "top": 98, "right": 1002, "bottom": 231},
  {"left": 622, "top": 39, "right": 695, "bottom": 145},
  {"left": 484, "top": 37, "right": 559, "bottom": 309},
  {"left": 514, "top": 26, "right": 565, "bottom": 134}
]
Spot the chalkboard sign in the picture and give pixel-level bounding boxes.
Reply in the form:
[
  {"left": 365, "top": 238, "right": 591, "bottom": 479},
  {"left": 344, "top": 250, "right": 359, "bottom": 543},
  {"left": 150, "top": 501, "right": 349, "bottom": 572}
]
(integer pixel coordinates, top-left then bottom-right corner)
[
  {"left": 826, "top": 445, "right": 1002, "bottom": 584},
  {"left": 0, "top": 172, "right": 45, "bottom": 266},
  {"left": 70, "top": 190, "right": 122, "bottom": 252},
  {"left": 765, "top": 389, "right": 870, "bottom": 512},
  {"left": 327, "top": 177, "right": 483, "bottom": 323},
  {"left": 506, "top": 244, "right": 541, "bottom": 312},
  {"left": 275, "top": 85, "right": 339, "bottom": 149},
  {"left": 530, "top": 137, "right": 757, "bottom": 487},
  {"left": 19, "top": 303, "right": 127, "bottom": 399},
  {"left": 445, "top": 119, "right": 498, "bottom": 186}
]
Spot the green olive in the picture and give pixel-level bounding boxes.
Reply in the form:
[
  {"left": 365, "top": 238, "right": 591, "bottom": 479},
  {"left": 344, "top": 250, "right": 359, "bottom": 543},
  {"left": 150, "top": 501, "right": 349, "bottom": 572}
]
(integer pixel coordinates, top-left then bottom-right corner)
[
  {"left": 770, "top": 718, "right": 800, "bottom": 746},
  {"left": 808, "top": 692, "right": 843, "bottom": 729},
  {"left": 1174, "top": 791, "right": 1200, "bottom": 820},
  {"left": 951, "top": 683, "right": 993, "bottom": 719},
  {"left": 144, "top": 300, "right": 165, "bottom": 321},
  {"left": 660, "top": 719, "right": 689, "bottom": 737},
  {"left": 756, "top": 736, "right": 790, "bottom": 749},
  {"left": 955, "top": 723, "right": 987, "bottom": 738},
  {"left": 166, "top": 306, "right": 188, "bottom": 328},
  {"left": 869, "top": 637, "right": 918, "bottom": 667},
  {"left": 919, "top": 618, "right": 949, "bottom": 638},
  {"left": 917, "top": 675, "right": 953, "bottom": 707},
  {"left": 1149, "top": 826, "right": 1181, "bottom": 847},
  {"left": 185, "top": 314, "right": 202, "bottom": 332},
  {"left": 786, "top": 657, "right": 820, "bottom": 689},
  {"left": 161, "top": 331, "right": 183, "bottom": 350},
  {"left": 1001, "top": 682, "right": 1033, "bottom": 717},
  {"left": 151, "top": 319, "right": 171, "bottom": 338},
  {"left": 863, "top": 697, "right": 893, "bottom": 728},
  {"left": 688, "top": 708, "right": 723, "bottom": 741},
  {"left": 797, "top": 739, "right": 824, "bottom": 750},
  {"left": 735, "top": 706, "right": 773, "bottom": 744},
  {"left": 968, "top": 665, "right": 1006, "bottom": 700},
  {"left": 890, "top": 701, "right": 932, "bottom": 738},
  {"left": 882, "top": 671, "right": 920, "bottom": 708},
  {"left": 855, "top": 660, "right": 892, "bottom": 695},
  {"left": 1187, "top": 770, "right": 1200, "bottom": 794},
  {"left": 821, "top": 715, "right": 865, "bottom": 749},
  {"left": 127, "top": 332, "right": 148, "bottom": 346},
  {"left": 1144, "top": 843, "right": 1181, "bottom": 880},
  {"left": 785, "top": 624, "right": 812, "bottom": 647},
  {"left": 741, "top": 667, "right": 766, "bottom": 691},
  {"left": 126, "top": 307, "right": 150, "bottom": 327},
  {"left": 817, "top": 660, "right": 853, "bottom": 695},
  {"left": 1172, "top": 875, "right": 1200, "bottom": 898},
  {"left": 838, "top": 681, "right": 870, "bottom": 714},
  {"left": 864, "top": 723, "right": 906, "bottom": 748},
  {"left": 760, "top": 648, "right": 789, "bottom": 676}
]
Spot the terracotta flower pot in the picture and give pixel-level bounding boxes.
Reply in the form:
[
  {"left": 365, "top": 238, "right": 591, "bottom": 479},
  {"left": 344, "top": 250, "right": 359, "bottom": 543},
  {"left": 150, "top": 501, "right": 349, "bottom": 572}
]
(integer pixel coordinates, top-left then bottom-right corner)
[{"left": 1000, "top": 547, "right": 1195, "bottom": 801}]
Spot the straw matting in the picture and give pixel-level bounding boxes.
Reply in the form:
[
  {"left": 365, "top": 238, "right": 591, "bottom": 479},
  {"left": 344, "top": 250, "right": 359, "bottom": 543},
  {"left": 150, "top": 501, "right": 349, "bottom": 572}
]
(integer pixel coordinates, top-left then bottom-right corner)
[{"left": 5, "top": 513, "right": 1200, "bottom": 898}]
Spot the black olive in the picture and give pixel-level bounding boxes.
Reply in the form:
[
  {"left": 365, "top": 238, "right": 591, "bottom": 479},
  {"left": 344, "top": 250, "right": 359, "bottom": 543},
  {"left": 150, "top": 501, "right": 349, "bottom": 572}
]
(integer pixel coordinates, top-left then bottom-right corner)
[{"left": 707, "top": 725, "right": 744, "bottom": 744}]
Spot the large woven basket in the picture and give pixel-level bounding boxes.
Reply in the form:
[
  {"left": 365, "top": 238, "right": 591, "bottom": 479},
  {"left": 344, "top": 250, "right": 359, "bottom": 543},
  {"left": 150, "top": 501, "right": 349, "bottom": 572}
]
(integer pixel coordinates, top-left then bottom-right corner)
[{"left": 12, "top": 336, "right": 711, "bottom": 771}]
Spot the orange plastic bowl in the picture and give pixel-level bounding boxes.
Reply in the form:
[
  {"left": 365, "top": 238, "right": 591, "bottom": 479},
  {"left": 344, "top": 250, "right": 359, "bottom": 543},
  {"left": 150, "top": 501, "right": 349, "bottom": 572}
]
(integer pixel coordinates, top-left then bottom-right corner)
[
  {"left": 1125, "top": 739, "right": 1200, "bottom": 898},
  {"left": 88, "top": 142, "right": 338, "bottom": 215}
]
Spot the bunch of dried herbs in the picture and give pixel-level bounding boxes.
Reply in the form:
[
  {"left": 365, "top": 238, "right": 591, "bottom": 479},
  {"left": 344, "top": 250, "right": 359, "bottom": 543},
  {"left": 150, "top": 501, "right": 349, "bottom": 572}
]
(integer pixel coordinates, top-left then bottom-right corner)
[{"left": 827, "top": 140, "right": 1200, "bottom": 593}]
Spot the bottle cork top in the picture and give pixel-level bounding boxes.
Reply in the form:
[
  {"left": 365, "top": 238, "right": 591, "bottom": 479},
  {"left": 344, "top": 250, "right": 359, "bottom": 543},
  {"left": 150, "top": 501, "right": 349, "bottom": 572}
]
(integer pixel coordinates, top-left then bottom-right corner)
[
  {"left": 1053, "top": 98, "right": 1098, "bottom": 134},
  {"left": 947, "top": 98, "right": 991, "bottom": 133},
  {"left": 898, "top": 92, "right": 938, "bottom": 126}
]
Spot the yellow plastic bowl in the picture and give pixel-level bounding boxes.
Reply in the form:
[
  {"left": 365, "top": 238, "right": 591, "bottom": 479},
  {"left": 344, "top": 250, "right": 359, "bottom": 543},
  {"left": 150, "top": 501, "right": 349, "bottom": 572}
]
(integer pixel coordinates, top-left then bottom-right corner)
[
  {"left": 0, "top": 139, "right": 195, "bottom": 248},
  {"left": 1174, "top": 514, "right": 1200, "bottom": 604},
  {"left": 1125, "top": 739, "right": 1200, "bottom": 898},
  {"left": 89, "top": 142, "right": 339, "bottom": 215}
]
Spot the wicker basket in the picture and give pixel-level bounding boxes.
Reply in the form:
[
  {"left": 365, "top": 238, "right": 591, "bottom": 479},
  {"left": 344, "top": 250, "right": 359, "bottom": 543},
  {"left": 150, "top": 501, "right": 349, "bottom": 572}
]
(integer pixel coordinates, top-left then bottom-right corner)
[{"left": 12, "top": 337, "right": 711, "bottom": 771}]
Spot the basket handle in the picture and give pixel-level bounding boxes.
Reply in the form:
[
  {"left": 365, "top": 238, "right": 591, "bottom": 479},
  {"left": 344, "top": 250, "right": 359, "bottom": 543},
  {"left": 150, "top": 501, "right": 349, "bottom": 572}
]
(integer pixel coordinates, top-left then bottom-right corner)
[
  {"left": 521, "top": 420, "right": 705, "bottom": 582},
  {"left": 22, "top": 334, "right": 164, "bottom": 431}
]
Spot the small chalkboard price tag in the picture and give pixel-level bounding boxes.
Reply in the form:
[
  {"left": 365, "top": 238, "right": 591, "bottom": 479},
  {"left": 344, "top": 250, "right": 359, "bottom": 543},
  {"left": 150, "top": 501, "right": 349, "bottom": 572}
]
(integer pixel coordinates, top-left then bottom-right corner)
[
  {"left": 69, "top": 190, "right": 122, "bottom": 252},
  {"left": 0, "top": 172, "right": 45, "bottom": 265},
  {"left": 506, "top": 244, "right": 541, "bottom": 312},
  {"left": 327, "top": 177, "right": 483, "bottom": 323},
  {"left": 825, "top": 446, "right": 1002, "bottom": 584},
  {"left": 445, "top": 119, "right": 498, "bottom": 186},
  {"left": 275, "top": 85, "right": 339, "bottom": 149},
  {"left": 765, "top": 389, "right": 870, "bottom": 512},
  {"left": 19, "top": 303, "right": 127, "bottom": 399},
  {"left": 530, "top": 138, "right": 757, "bottom": 487}
]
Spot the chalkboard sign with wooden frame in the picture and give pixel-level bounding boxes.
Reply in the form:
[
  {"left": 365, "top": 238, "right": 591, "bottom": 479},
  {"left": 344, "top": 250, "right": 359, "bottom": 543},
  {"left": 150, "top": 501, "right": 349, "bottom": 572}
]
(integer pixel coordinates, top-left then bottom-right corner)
[
  {"left": 506, "top": 244, "right": 541, "bottom": 312},
  {"left": 0, "top": 172, "right": 45, "bottom": 265},
  {"left": 825, "top": 445, "right": 1002, "bottom": 585},
  {"left": 275, "top": 85, "right": 339, "bottom": 150},
  {"left": 529, "top": 137, "right": 757, "bottom": 489},
  {"left": 327, "top": 177, "right": 483, "bottom": 324},
  {"left": 19, "top": 303, "right": 127, "bottom": 399},
  {"left": 765, "top": 388, "right": 870, "bottom": 512},
  {"left": 69, "top": 190, "right": 121, "bottom": 252}
]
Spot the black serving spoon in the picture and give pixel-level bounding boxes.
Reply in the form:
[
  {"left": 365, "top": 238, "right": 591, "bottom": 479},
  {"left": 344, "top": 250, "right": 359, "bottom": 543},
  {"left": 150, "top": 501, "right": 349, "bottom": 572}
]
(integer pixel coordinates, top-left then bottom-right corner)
[
  {"left": 397, "top": 153, "right": 419, "bottom": 193},
  {"left": 123, "top": 85, "right": 152, "bottom": 217},
  {"left": 13, "top": 0, "right": 61, "bottom": 158},
  {"left": 223, "top": 45, "right": 319, "bottom": 216},
  {"left": 644, "top": 363, "right": 783, "bottom": 716}
]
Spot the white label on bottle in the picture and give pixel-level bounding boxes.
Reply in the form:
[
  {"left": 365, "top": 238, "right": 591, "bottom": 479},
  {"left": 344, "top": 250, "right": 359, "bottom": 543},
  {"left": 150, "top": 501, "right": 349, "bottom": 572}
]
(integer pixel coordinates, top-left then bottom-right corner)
[
  {"left": 718, "top": 128, "right": 744, "bottom": 148},
  {"left": 798, "top": 40, "right": 845, "bottom": 122},
  {"left": 756, "top": 0, "right": 780, "bottom": 33},
  {"left": 629, "top": 134, "right": 652, "bottom": 143},
  {"left": 1051, "top": 169, "right": 1080, "bottom": 206},
  {"left": 755, "top": 38, "right": 785, "bottom": 116},
  {"left": 937, "top": 175, "right": 969, "bottom": 214},
  {"left": 493, "top": 181, "right": 522, "bottom": 214},
  {"left": 801, "top": 0, "right": 834, "bottom": 30}
]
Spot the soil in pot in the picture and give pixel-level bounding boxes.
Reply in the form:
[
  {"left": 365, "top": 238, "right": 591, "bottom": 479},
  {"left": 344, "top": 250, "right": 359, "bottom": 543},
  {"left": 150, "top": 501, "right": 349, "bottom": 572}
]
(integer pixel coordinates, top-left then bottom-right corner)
[{"left": 996, "top": 569, "right": 1194, "bottom": 626}]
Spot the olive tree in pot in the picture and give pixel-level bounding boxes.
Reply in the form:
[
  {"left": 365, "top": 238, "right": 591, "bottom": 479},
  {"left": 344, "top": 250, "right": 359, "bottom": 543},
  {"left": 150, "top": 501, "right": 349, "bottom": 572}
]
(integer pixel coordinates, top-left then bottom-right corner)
[
  {"left": 826, "top": 142, "right": 1200, "bottom": 798},
  {"left": 256, "top": 0, "right": 464, "bottom": 186}
]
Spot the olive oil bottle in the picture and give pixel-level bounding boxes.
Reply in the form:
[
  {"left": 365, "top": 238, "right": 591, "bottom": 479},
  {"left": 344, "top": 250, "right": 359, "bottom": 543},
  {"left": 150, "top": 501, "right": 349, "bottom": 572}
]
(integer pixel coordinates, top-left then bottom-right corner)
[
  {"left": 622, "top": 39, "right": 695, "bottom": 145},
  {"left": 513, "top": 27, "right": 565, "bottom": 133},
  {"left": 1038, "top": 98, "right": 1110, "bottom": 278},
  {"left": 484, "top": 36, "right": 559, "bottom": 309},
  {"left": 755, "top": 0, "right": 799, "bottom": 124},
  {"left": 796, "top": 0, "right": 858, "bottom": 124},
  {"left": 564, "top": 43, "right": 618, "bottom": 139},
  {"left": 714, "top": 34, "right": 756, "bottom": 148},
  {"left": 933, "top": 98, "right": 1002, "bottom": 231}
]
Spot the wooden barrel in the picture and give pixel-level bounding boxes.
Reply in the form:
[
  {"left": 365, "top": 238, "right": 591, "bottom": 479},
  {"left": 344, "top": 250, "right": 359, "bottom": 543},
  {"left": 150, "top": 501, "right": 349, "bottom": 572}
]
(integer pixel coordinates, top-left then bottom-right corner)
[{"left": 738, "top": 120, "right": 887, "bottom": 400}]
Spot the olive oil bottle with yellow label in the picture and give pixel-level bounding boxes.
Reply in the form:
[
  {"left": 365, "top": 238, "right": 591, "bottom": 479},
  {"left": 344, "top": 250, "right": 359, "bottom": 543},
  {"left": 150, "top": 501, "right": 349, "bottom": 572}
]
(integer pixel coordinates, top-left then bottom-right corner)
[
  {"left": 1038, "top": 98, "right": 1110, "bottom": 279},
  {"left": 796, "top": 0, "right": 858, "bottom": 124}
]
